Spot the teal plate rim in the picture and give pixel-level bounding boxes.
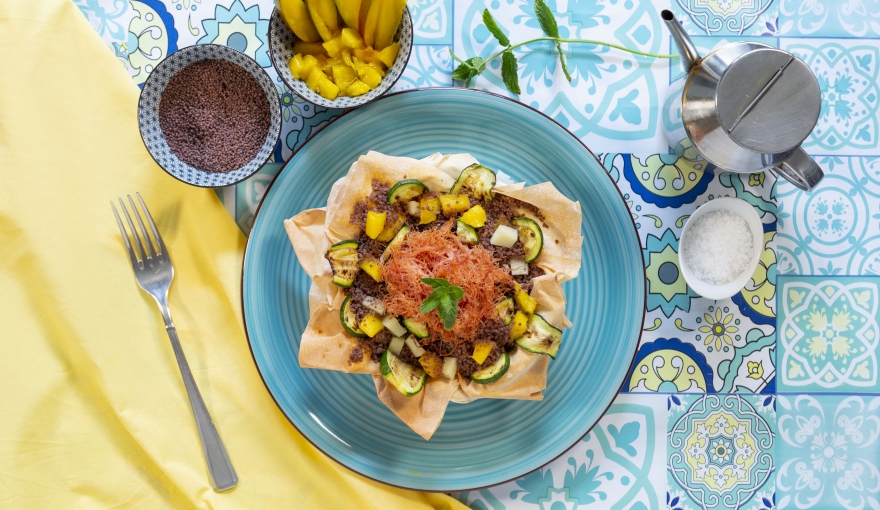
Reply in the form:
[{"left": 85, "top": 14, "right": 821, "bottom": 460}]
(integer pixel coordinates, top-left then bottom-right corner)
[{"left": 240, "top": 88, "right": 646, "bottom": 492}]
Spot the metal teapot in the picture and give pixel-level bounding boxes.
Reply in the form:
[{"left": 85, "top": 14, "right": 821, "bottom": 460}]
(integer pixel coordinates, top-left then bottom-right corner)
[{"left": 661, "top": 10, "right": 823, "bottom": 191}]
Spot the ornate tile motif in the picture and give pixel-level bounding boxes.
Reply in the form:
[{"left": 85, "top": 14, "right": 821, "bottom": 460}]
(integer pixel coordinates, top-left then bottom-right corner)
[
  {"left": 454, "top": 393, "right": 668, "bottom": 510},
  {"left": 779, "top": 0, "right": 880, "bottom": 37},
  {"left": 776, "top": 395, "right": 880, "bottom": 510},
  {"left": 668, "top": 394, "right": 776, "bottom": 510},
  {"left": 392, "top": 45, "right": 453, "bottom": 90},
  {"left": 776, "top": 276, "right": 880, "bottom": 392},
  {"left": 670, "top": 0, "right": 777, "bottom": 36},
  {"left": 782, "top": 39, "right": 880, "bottom": 155},
  {"left": 410, "top": 0, "right": 453, "bottom": 44},
  {"left": 777, "top": 157, "right": 880, "bottom": 275}
]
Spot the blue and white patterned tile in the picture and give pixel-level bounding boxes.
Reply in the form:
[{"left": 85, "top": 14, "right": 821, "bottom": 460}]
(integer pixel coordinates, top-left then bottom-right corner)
[
  {"left": 779, "top": 0, "right": 880, "bottom": 38},
  {"left": 776, "top": 395, "right": 880, "bottom": 510},
  {"left": 455, "top": 0, "right": 672, "bottom": 153},
  {"left": 776, "top": 276, "right": 880, "bottom": 393},
  {"left": 454, "top": 393, "right": 668, "bottom": 510},
  {"left": 668, "top": 0, "right": 778, "bottom": 37},
  {"left": 668, "top": 394, "right": 776, "bottom": 510},
  {"left": 776, "top": 157, "right": 880, "bottom": 275},
  {"left": 410, "top": 0, "right": 453, "bottom": 44},
  {"left": 392, "top": 45, "right": 454, "bottom": 90},
  {"left": 74, "top": 0, "right": 138, "bottom": 51},
  {"left": 781, "top": 38, "right": 880, "bottom": 156}
]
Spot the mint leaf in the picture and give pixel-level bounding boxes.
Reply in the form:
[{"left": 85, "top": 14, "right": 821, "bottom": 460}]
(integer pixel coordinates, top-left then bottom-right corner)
[
  {"left": 482, "top": 9, "right": 510, "bottom": 47},
  {"left": 437, "top": 299, "right": 459, "bottom": 330},
  {"left": 421, "top": 277, "right": 451, "bottom": 289},
  {"left": 419, "top": 292, "right": 444, "bottom": 314},
  {"left": 501, "top": 50, "right": 521, "bottom": 94},
  {"left": 451, "top": 56, "right": 487, "bottom": 87},
  {"left": 556, "top": 42, "right": 571, "bottom": 82},
  {"left": 446, "top": 285, "right": 464, "bottom": 301},
  {"left": 534, "top": 0, "right": 559, "bottom": 38}
]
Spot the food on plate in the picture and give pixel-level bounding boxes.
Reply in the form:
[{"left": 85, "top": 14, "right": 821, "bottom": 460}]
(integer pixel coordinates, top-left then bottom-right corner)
[
  {"left": 284, "top": 152, "right": 583, "bottom": 439},
  {"left": 277, "top": 0, "right": 405, "bottom": 99}
]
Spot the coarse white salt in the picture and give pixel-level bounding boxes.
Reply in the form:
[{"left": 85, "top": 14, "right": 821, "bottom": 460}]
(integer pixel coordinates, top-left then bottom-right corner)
[{"left": 681, "top": 209, "right": 754, "bottom": 286}]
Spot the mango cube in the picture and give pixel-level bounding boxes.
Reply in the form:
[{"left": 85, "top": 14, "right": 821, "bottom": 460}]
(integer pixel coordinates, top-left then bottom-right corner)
[
  {"left": 359, "top": 259, "right": 382, "bottom": 282},
  {"left": 322, "top": 36, "right": 344, "bottom": 57},
  {"left": 471, "top": 341, "right": 494, "bottom": 365},
  {"left": 305, "top": 67, "right": 326, "bottom": 92},
  {"left": 359, "top": 314, "right": 385, "bottom": 337},
  {"left": 298, "top": 54, "right": 318, "bottom": 79},
  {"left": 341, "top": 27, "right": 365, "bottom": 49},
  {"left": 439, "top": 195, "right": 471, "bottom": 215},
  {"left": 360, "top": 66, "right": 382, "bottom": 88},
  {"left": 289, "top": 54, "right": 305, "bottom": 79},
  {"left": 376, "top": 41, "right": 399, "bottom": 67},
  {"left": 376, "top": 214, "right": 404, "bottom": 242},
  {"left": 346, "top": 79, "right": 371, "bottom": 96},
  {"left": 365, "top": 211, "right": 386, "bottom": 239},
  {"left": 510, "top": 311, "right": 529, "bottom": 339},
  {"left": 459, "top": 204, "right": 487, "bottom": 228},
  {"left": 317, "top": 77, "right": 340, "bottom": 100},
  {"left": 332, "top": 64, "right": 357, "bottom": 91},
  {"left": 514, "top": 283, "right": 537, "bottom": 314},
  {"left": 419, "top": 197, "right": 441, "bottom": 224}
]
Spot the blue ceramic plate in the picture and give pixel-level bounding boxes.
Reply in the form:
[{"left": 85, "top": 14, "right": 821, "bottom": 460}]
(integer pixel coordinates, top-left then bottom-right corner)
[{"left": 242, "top": 88, "right": 645, "bottom": 492}]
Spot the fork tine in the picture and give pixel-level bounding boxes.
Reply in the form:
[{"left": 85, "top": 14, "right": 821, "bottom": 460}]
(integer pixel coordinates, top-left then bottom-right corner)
[
  {"left": 137, "top": 192, "right": 168, "bottom": 257},
  {"left": 111, "top": 201, "right": 139, "bottom": 268},
  {"left": 118, "top": 197, "right": 147, "bottom": 263},
  {"left": 128, "top": 194, "right": 156, "bottom": 259}
]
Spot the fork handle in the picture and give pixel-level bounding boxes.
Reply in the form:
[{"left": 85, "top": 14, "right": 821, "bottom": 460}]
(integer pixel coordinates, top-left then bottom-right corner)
[{"left": 164, "top": 323, "right": 238, "bottom": 491}]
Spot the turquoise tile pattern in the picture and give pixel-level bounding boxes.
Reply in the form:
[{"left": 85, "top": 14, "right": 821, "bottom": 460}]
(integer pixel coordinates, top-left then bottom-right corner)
[{"left": 76, "top": 0, "right": 880, "bottom": 507}]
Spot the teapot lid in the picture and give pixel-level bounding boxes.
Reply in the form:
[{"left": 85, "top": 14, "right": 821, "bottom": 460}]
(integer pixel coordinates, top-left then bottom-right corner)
[{"left": 716, "top": 48, "right": 820, "bottom": 155}]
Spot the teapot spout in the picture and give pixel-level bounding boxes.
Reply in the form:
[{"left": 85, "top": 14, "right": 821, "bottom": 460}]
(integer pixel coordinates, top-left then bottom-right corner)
[{"left": 661, "top": 10, "right": 700, "bottom": 71}]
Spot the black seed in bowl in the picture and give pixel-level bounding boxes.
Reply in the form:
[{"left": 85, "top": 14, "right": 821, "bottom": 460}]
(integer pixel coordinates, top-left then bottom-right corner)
[{"left": 158, "top": 59, "right": 271, "bottom": 173}]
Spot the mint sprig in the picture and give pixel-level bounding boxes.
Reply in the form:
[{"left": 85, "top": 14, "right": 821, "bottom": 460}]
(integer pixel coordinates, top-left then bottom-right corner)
[
  {"left": 419, "top": 277, "right": 464, "bottom": 331},
  {"left": 449, "top": 6, "right": 677, "bottom": 94}
]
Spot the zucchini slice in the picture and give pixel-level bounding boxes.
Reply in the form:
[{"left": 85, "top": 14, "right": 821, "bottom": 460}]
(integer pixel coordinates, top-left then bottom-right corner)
[
  {"left": 403, "top": 318, "right": 429, "bottom": 338},
  {"left": 380, "top": 349, "right": 427, "bottom": 396},
  {"left": 340, "top": 295, "right": 367, "bottom": 337},
  {"left": 388, "top": 179, "right": 428, "bottom": 204},
  {"left": 515, "top": 313, "right": 563, "bottom": 358},
  {"left": 380, "top": 225, "right": 410, "bottom": 263},
  {"left": 450, "top": 164, "right": 496, "bottom": 201},
  {"left": 512, "top": 217, "right": 543, "bottom": 262},
  {"left": 327, "top": 240, "right": 360, "bottom": 288},
  {"left": 470, "top": 351, "right": 510, "bottom": 384},
  {"left": 456, "top": 219, "right": 478, "bottom": 245},
  {"left": 496, "top": 297, "right": 515, "bottom": 325}
]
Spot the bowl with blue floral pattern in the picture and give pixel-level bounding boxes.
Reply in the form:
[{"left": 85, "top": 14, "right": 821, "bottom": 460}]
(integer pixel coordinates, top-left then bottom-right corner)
[
  {"left": 137, "top": 44, "right": 282, "bottom": 188},
  {"left": 268, "top": 7, "right": 412, "bottom": 110}
]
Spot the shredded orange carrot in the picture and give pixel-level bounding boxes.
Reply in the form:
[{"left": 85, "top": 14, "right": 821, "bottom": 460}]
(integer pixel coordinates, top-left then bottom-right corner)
[{"left": 383, "top": 221, "right": 513, "bottom": 343}]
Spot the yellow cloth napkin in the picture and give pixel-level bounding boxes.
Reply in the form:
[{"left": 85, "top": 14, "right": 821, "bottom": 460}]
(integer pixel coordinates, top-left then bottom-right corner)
[{"left": 0, "top": 1, "right": 467, "bottom": 508}]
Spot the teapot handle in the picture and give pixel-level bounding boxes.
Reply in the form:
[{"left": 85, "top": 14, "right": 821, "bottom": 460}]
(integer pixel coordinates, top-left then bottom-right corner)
[{"left": 771, "top": 148, "right": 823, "bottom": 191}]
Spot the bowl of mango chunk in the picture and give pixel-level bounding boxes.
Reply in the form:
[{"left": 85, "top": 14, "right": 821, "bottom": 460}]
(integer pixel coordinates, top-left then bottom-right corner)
[{"left": 269, "top": 0, "right": 412, "bottom": 109}]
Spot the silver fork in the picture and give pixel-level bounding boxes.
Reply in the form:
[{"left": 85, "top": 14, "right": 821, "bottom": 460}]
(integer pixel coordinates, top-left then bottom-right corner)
[{"left": 112, "top": 193, "right": 237, "bottom": 492}]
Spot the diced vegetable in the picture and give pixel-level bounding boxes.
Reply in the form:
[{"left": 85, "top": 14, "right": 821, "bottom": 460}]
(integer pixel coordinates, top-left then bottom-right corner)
[
  {"left": 404, "top": 336, "right": 426, "bottom": 357},
  {"left": 388, "top": 179, "right": 427, "bottom": 204},
  {"left": 382, "top": 316, "right": 407, "bottom": 337},
  {"left": 376, "top": 213, "right": 404, "bottom": 242},
  {"left": 515, "top": 313, "right": 563, "bottom": 358},
  {"left": 496, "top": 297, "right": 515, "bottom": 325},
  {"left": 403, "top": 318, "right": 429, "bottom": 338},
  {"left": 362, "top": 295, "right": 385, "bottom": 315},
  {"left": 418, "top": 351, "right": 444, "bottom": 378},
  {"left": 456, "top": 220, "right": 478, "bottom": 245},
  {"left": 359, "top": 258, "right": 382, "bottom": 281},
  {"left": 470, "top": 351, "right": 509, "bottom": 384},
  {"left": 380, "top": 225, "right": 409, "bottom": 263},
  {"left": 359, "top": 314, "right": 385, "bottom": 337},
  {"left": 326, "top": 239, "right": 359, "bottom": 288},
  {"left": 365, "top": 211, "right": 386, "bottom": 239},
  {"left": 471, "top": 341, "right": 494, "bottom": 365},
  {"left": 450, "top": 164, "right": 496, "bottom": 201},
  {"left": 440, "top": 195, "right": 471, "bottom": 215},
  {"left": 419, "top": 197, "right": 441, "bottom": 224},
  {"left": 388, "top": 336, "right": 405, "bottom": 355},
  {"left": 512, "top": 217, "right": 544, "bottom": 262},
  {"left": 510, "top": 311, "right": 529, "bottom": 339},
  {"left": 380, "top": 349, "right": 427, "bottom": 396},
  {"left": 490, "top": 224, "right": 518, "bottom": 248},
  {"left": 459, "top": 204, "right": 487, "bottom": 228},
  {"left": 442, "top": 357, "right": 458, "bottom": 379},
  {"left": 510, "top": 259, "right": 529, "bottom": 276},
  {"left": 407, "top": 200, "right": 420, "bottom": 216},
  {"left": 340, "top": 295, "right": 367, "bottom": 337},
  {"left": 514, "top": 283, "right": 537, "bottom": 314}
]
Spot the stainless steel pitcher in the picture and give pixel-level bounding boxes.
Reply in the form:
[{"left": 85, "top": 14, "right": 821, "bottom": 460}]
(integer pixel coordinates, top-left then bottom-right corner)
[{"left": 662, "top": 10, "right": 824, "bottom": 191}]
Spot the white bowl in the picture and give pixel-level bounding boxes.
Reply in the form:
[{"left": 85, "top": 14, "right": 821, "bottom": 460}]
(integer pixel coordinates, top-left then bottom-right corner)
[{"left": 679, "top": 197, "right": 763, "bottom": 300}]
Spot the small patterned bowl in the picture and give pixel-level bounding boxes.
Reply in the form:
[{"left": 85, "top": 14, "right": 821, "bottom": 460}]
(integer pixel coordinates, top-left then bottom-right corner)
[
  {"left": 268, "top": 8, "right": 412, "bottom": 110},
  {"left": 138, "top": 44, "right": 282, "bottom": 188}
]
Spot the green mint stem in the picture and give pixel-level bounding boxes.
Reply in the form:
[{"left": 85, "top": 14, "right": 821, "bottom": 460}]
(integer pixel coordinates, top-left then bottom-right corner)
[{"left": 484, "top": 36, "right": 679, "bottom": 65}]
